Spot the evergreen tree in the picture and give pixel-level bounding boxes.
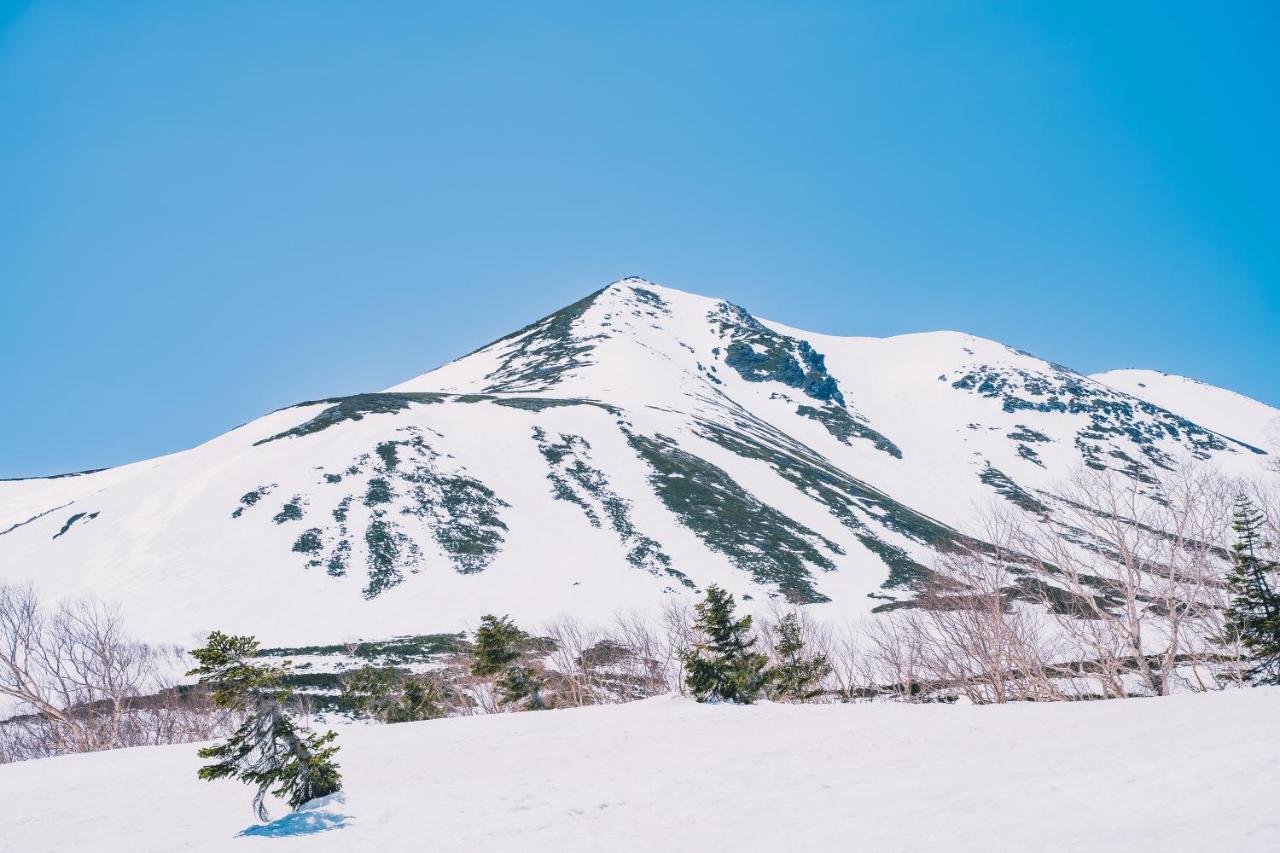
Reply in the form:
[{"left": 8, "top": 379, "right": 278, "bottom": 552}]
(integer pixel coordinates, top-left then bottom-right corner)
[
  {"left": 682, "top": 585, "right": 769, "bottom": 704},
  {"left": 470, "top": 615, "right": 548, "bottom": 710},
  {"left": 470, "top": 615, "right": 525, "bottom": 678},
  {"left": 496, "top": 662, "right": 547, "bottom": 711},
  {"left": 188, "top": 631, "right": 342, "bottom": 821},
  {"left": 1221, "top": 496, "right": 1280, "bottom": 685},
  {"left": 766, "top": 612, "right": 832, "bottom": 702}
]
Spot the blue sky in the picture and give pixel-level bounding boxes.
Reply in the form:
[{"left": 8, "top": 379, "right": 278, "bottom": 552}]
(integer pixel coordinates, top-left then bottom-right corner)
[{"left": 2, "top": 2, "right": 1277, "bottom": 478}]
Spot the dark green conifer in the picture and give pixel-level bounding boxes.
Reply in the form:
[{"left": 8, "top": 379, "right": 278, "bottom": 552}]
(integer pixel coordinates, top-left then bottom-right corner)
[
  {"left": 188, "top": 631, "right": 342, "bottom": 821},
  {"left": 682, "top": 585, "right": 769, "bottom": 704},
  {"left": 766, "top": 612, "right": 831, "bottom": 702},
  {"left": 470, "top": 615, "right": 548, "bottom": 710},
  {"left": 1221, "top": 496, "right": 1280, "bottom": 685}
]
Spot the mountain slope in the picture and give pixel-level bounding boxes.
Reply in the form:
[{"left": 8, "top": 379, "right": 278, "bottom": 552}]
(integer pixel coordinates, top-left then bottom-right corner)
[
  {"left": 3, "top": 689, "right": 1277, "bottom": 853},
  {"left": 0, "top": 279, "right": 1273, "bottom": 644},
  {"left": 1092, "top": 368, "right": 1279, "bottom": 452}
]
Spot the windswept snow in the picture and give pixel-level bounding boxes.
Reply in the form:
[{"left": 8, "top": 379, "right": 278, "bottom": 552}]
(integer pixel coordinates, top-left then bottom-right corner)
[
  {"left": 1092, "top": 368, "right": 1279, "bottom": 452},
  {"left": 1, "top": 689, "right": 1276, "bottom": 852}
]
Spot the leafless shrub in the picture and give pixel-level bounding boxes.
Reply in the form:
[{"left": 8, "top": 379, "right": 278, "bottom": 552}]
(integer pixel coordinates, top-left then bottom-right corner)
[
  {"left": 860, "top": 612, "right": 932, "bottom": 701},
  {"left": 431, "top": 658, "right": 492, "bottom": 716},
  {"left": 824, "top": 621, "right": 877, "bottom": 702},
  {"left": 610, "top": 609, "right": 679, "bottom": 698},
  {"left": 537, "top": 609, "right": 687, "bottom": 706},
  {"left": 542, "top": 616, "right": 610, "bottom": 707},
  {"left": 659, "top": 598, "right": 695, "bottom": 694}
]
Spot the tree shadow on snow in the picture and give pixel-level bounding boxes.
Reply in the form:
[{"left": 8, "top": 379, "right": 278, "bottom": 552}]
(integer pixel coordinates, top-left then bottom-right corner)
[{"left": 237, "top": 793, "right": 350, "bottom": 838}]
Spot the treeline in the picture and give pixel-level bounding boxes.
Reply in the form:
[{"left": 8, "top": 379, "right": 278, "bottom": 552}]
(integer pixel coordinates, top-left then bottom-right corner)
[
  {"left": 321, "top": 470, "right": 1279, "bottom": 713},
  {"left": 336, "top": 589, "right": 832, "bottom": 722}
]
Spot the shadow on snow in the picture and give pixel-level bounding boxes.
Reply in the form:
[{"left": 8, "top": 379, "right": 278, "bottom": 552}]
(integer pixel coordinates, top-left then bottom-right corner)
[{"left": 238, "top": 793, "right": 349, "bottom": 838}]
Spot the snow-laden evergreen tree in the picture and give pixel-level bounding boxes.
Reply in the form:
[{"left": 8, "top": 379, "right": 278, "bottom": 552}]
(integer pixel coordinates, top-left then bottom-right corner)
[
  {"left": 682, "top": 585, "right": 769, "bottom": 704},
  {"left": 188, "top": 631, "right": 342, "bottom": 821},
  {"left": 1221, "top": 496, "right": 1280, "bottom": 685},
  {"left": 766, "top": 612, "right": 831, "bottom": 702},
  {"left": 470, "top": 614, "right": 548, "bottom": 710}
]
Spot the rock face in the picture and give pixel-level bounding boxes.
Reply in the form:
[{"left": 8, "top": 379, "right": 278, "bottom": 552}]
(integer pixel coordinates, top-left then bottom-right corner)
[{"left": 0, "top": 278, "right": 1274, "bottom": 643}]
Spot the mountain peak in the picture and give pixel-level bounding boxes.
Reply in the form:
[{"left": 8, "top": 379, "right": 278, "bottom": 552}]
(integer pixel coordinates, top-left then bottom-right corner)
[
  {"left": 607, "top": 275, "right": 659, "bottom": 288},
  {"left": 389, "top": 278, "right": 738, "bottom": 397}
]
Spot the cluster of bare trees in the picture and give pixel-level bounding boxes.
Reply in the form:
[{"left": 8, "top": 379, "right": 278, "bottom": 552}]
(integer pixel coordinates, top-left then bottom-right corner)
[
  {"left": 525, "top": 466, "right": 1277, "bottom": 707},
  {"left": 537, "top": 604, "right": 694, "bottom": 708},
  {"left": 0, "top": 583, "right": 235, "bottom": 763},
  {"left": 858, "top": 467, "right": 1276, "bottom": 703}
]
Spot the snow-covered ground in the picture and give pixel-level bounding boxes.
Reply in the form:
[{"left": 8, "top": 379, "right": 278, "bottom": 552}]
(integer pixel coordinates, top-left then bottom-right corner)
[{"left": 3, "top": 689, "right": 1277, "bottom": 852}]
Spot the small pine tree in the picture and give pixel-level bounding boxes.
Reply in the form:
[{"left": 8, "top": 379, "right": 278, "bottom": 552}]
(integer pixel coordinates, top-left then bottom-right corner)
[
  {"left": 682, "top": 585, "right": 769, "bottom": 704},
  {"left": 188, "top": 631, "right": 342, "bottom": 821},
  {"left": 766, "top": 612, "right": 832, "bottom": 702},
  {"left": 470, "top": 615, "right": 548, "bottom": 710},
  {"left": 470, "top": 615, "right": 525, "bottom": 677},
  {"left": 1221, "top": 496, "right": 1280, "bottom": 685},
  {"left": 496, "top": 662, "right": 547, "bottom": 711}
]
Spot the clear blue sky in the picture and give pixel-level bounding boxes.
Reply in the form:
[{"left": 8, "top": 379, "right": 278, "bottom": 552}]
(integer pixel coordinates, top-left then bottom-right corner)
[{"left": 2, "top": 2, "right": 1277, "bottom": 478}]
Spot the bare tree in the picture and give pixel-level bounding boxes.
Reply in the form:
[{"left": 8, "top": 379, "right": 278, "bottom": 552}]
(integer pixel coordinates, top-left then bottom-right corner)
[
  {"left": 0, "top": 583, "right": 136, "bottom": 754},
  {"left": 659, "top": 598, "right": 695, "bottom": 696},
  {"left": 860, "top": 611, "right": 931, "bottom": 702},
  {"left": 824, "top": 620, "right": 875, "bottom": 702},
  {"left": 610, "top": 609, "right": 678, "bottom": 698},
  {"left": 1010, "top": 466, "right": 1235, "bottom": 698},
  {"left": 0, "top": 584, "right": 233, "bottom": 763},
  {"left": 540, "top": 610, "right": 689, "bottom": 706},
  {"left": 913, "top": 542, "right": 1068, "bottom": 704},
  {"left": 1243, "top": 479, "right": 1280, "bottom": 544},
  {"left": 542, "top": 616, "right": 608, "bottom": 707}
]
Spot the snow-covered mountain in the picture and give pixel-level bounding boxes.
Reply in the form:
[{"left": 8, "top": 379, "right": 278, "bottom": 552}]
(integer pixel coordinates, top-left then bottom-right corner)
[{"left": 1, "top": 279, "right": 1275, "bottom": 644}]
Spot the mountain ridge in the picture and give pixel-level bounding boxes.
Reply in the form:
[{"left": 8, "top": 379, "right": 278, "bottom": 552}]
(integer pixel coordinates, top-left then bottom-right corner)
[{"left": 0, "top": 278, "right": 1274, "bottom": 644}]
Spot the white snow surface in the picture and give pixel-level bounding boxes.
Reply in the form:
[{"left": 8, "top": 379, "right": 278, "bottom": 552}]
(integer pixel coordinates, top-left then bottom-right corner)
[
  {"left": 1, "top": 278, "right": 1276, "bottom": 646},
  {"left": 1092, "top": 368, "right": 1279, "bottom": 452},
  {"left": 2, "top": 688, "right": 1276, "bottom": 852}
]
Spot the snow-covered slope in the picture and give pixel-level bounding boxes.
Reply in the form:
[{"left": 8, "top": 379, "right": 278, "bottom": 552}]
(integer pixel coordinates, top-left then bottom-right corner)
[
  {"left": 1, "top": 279, "right": 1274, "bottom": 644},
  {"left": 1092, "top": 368, "right": 1279, "bottom": 452},
  {"left": 2, "top": 689, "right": 1276, "bottom": 853}
]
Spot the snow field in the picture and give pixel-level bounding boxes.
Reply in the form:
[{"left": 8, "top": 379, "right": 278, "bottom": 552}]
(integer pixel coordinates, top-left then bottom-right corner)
[{"left": 2, "top": 688, "right": 1276, "bottom": 853}]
